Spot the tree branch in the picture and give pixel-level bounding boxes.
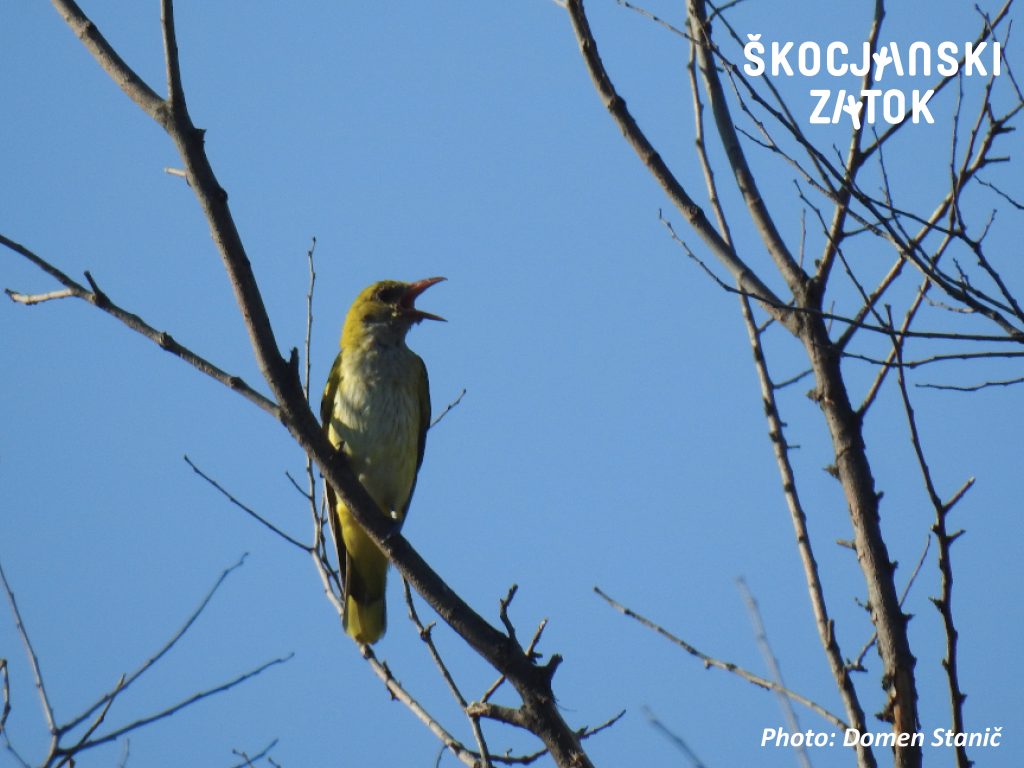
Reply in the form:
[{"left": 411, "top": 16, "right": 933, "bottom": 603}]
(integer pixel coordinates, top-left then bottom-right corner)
[
  {"left": 737, "top": 295, "right": 875, "bottom": 768},
  {"left": 594, "top": 587, "right": 848, "bottom": 729},
  {"left": 1, "top": 235, "right": 282, "bottom": 420},
  {"left": 564, "top": 0, "right": 796, "bottom": 331},
  {"left": 38, "top": 4, "right": 594, "bottom": 764},
  {"left": 687, "top": 0, "right": 806, "bottom": 293}
]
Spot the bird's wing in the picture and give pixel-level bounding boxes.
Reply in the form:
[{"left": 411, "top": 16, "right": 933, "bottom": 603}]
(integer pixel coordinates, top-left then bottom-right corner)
[
  {"left": 400, "top": 354, "right": 431, "bottom": 519},
  {"left": 320, "top": 350, "right": 343, "bottom": 433},
  {"left": 416, "top": 354, "right": 431, "bottom": 472},
  {"left": 320, "top": 351, "right": 348, "bottom": 589}
]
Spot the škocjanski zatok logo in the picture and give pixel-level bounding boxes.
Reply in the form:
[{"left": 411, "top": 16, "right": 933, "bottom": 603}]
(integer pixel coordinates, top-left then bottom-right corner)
[{"left": 743, "top": 37, "right": 1003, "bottom": 128}]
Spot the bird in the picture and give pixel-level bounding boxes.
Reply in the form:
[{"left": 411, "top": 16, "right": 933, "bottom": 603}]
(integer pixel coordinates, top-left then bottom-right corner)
[{"left": 320, "top": 277, "right": 445, "bottom": 644}]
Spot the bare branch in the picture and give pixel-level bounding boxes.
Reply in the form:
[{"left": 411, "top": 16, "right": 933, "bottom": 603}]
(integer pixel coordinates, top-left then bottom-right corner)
[
  {"left": 430, "top": 388, "right": 468, "bottom": 429},
  {"left": 0, "top": 560, "right": 58, "bottom": 739},
  {"left": 4, "top": 288, "right": 75, "bottom": 305},
  {"left": 563, "top": 0, "right": 795, "bottom": 330},
  {"left": 737, "top": 296, "right": 874, "bottom": 767},
  {"left": 67, "top": 654, "right": 293, "bottom": 756},
  {"left": 41, "top": 2, "right": 600, "bottom": 751},
  {"left": 228, "top": 739, "right": 279, "bottom": 768},
  {"left": 2, "top": 235, "right": 282, "bottom": 420},
  {"left": 62, "top": 554, "right": 251, "bottom": 735},
  {"left": 642, "top": 706, "right": 708, "bottom": 768},
  {"left": 0, "top": 658, "right": 33, "bottom": 768},
  {"left": 56, "top": 675, "right": 126, "bottom": 767},
  {"left": 302, "top": 237, "right": 318, "bottom": 402},
  {"left": 917, "top": 375, "right": 1024, "bottom": 392},
  {"left": 184, "top": 455, "right": 309, "bottom": 551},
  {"left": 851, "top": 536, "right": 932, "bottom": 672},
  {"left": 889, "top": 326, "right": 971, "bottom": 765},
  {"left": 616, "top": 0, "right": 687, "bottom": 38},
  {"left": 688, "top": 0, "right": 806, "bottom": 293},
  {"left": 686, "top": 15, "right": 733, "bottom": 244},
  {"left": 403, "top": 581, "right": 494, "bottom": 768},
  {"left": 860, "top": 0, "right": 1016, "bottom": 160},
  {"left": 159, "top": 0, "right": 186, "bottom": 108},
  {"left": 49, "top": 0, "right": 165, "bottom": 120},
  {"left": 359, "top": 645, "right": 479, "bottom": 767},
  {"left": 594, "top": 587, "right": 848, "bottom": 729},
  {"left": 814, "top": 0, "right": 885, "bottom": 287},
  {"left": 0, "top": 659, "right": 10, "bottom": 735},
  {"left": 736, "top": 578, "right": 812, "bottom": 768}
]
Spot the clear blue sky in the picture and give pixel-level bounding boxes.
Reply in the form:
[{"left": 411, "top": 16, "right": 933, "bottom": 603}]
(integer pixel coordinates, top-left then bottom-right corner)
[{"left": 2, "top": 2, "right": 1021, "bottom": 766}]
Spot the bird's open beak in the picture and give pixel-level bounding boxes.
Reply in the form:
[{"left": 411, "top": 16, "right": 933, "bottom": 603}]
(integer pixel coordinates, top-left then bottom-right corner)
[{"left": 400, "top": 276, "right": 447, "bottom": 322}]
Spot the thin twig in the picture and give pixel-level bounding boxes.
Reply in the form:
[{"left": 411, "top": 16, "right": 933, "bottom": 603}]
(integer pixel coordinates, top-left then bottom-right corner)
[
  {"left": 688, "top": 0, "right": 805, "bottom": 293},
  {"left": 1, "top": 234, "right": 282, "bottom": 420},
  {"left": 563, "top": 0, "right": 793, "bottom": 330},
  {"left": 736, "top": 578, "right": 811, "bottom": 768},
  {"left": 65, "top": 654, "right": 293, "bottom": 756},
  {"left": 359, "top": 645, "right": 479, "bottom": 767},
  {"left": 430, "top": 388, "right": 468, "bottom": 429},
  {"left": 851, "top": 536, "right": 932, "bottom": 672},
  {"left": 62, "top": 554, "right": 251, "bottom": 735},
  {"left": 0, "top": 659, "right": 10, "bottom": 735},
  {"left": 481, "top": 617, "right": 549, "bottom": 707},
  {"left": 616, "top": 0, "right": 687, "bottom": 38},
  {"left": 642, "top": 706, "right": 708, "bottom": 768},
  {"left": 916, "top": 375, "right": 1024, "bottom": 392},
  {"left": 403, "top": 581, "right": 494, "bottom": 768},
  {"left": 227, "top": 739, "right": 279, "bottom": 768},
  {"left": 55, "top": 675, "right": 126, "bottom": 768},
  {"left": 0, "top": 658, "right": 34, "bottom": 768},
  {"left": 0, "top": 560, "right": 58, "bottom": 738},
  {"left": 3, "top": 288, "right": 74, "bottom": 304},
  {"left": 184, "top": 455, "right": 309, "bottom": 551},
  {"left": 736, "top": 295, "right": 872, "bottom": 766},
  {"left": 686, "top": 10, "right": 732, "bottom": 246},
  {"left": 594, "top": 587, "right": 847, "bottom": 729},
  {"left": 159, "top": 0, "right": 185, "bottom": 108},
  {"left": 889, "top": 311, "right": 970, "bottom": 767},
  {"left": 302, "top": 237, "right": 317, "bottom": 402}
]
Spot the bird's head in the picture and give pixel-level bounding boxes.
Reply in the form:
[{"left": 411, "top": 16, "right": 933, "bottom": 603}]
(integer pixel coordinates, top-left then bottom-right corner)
[{"left": 342, "top": 277, "right": 446, "bottom": 349}]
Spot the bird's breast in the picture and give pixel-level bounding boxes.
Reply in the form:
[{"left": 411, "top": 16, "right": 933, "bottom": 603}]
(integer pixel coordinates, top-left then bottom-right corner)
[{"left": 329, "top": 349, "right": 422, "bottom": 517}]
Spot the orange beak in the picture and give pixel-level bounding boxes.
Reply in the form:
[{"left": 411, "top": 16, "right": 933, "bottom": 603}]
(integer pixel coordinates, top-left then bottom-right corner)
[{"left": 400, "top": 276, "right": 446, "bottom": 322}]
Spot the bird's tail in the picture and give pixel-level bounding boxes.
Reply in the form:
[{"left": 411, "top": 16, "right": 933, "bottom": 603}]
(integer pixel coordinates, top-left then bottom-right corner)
[
  {"left": 344, "top": 591, "right": 387, "bottom": 645},
  {"left": 329, "top": 493, "right": 390, "bottom": 645}
]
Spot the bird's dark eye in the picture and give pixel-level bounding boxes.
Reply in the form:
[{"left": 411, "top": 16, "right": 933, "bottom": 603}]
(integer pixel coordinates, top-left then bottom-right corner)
[{"left": 376, "top": 286, "right": 402, "bottom": 303}]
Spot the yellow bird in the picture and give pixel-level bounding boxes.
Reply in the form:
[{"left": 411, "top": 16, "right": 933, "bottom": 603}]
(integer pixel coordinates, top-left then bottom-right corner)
[{"left": 320, "top": 277, "right": 445, "bottom": 644}]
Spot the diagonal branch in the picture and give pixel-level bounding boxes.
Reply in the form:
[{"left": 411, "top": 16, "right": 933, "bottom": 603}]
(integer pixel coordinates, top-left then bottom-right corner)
[
  {"left": 860, "top": 0, "right": 1016, "bottom": 161},
  {"left": 0, "top": 561, "right": 58, "bottom": 743},
  {"left": 814, "top": 0, "right": 885, "bottom": 288},
  {"left": 2, "top": 234, "right": 282, "bottom": 420},
  {"left": 50, "top": 0, "right": 165, "bottom": 121},
  {"left": 160, "top": 0, "right": 186, "bottom": 107},
  {"left": 184, "top": 456, "right": 309, "bottom": 551},
  {"left": 737, "top": 295, "right": 875, "bottom": 768},
  {"left": 564, "top": 0, "right": 795, "bottom": 331},
  {"left": 60, "top": 654, "right": 292, "bottom": 759},
  {"left": 889, "top": 325, "right": 972, "bottom": 768},
  {"left": 403, "top": 581, "right": 494, "bottom": 768},
  {"left": 359, "top": 645, "right": 479, "bottom": 767},
  {"left": 687, "top": 0, "right": 806, "bottom": 293},
  {"left": 736, "top": 579, "right": 812, "bottom": 768},
  {"left": 594, "top": 587, "right": 848, "bottom": 729},
  {"left": 61, "top": 555, "right": 253, "bottom": 737},
  {"left": 38, "top": 4, "right": 594, "bottom": 765}
]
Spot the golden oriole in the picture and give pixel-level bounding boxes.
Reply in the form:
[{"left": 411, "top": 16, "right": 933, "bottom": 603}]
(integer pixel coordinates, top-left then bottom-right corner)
[{"left": 320, "top": 277, "right": 444, "bottom": 644}]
